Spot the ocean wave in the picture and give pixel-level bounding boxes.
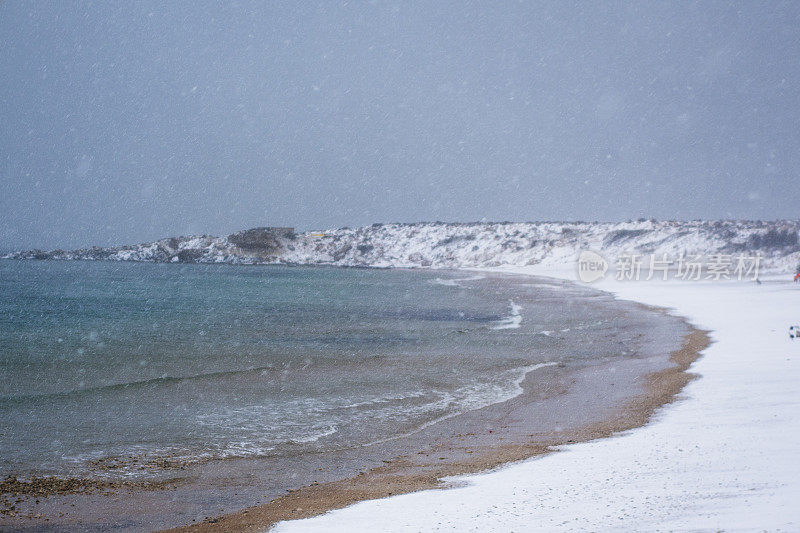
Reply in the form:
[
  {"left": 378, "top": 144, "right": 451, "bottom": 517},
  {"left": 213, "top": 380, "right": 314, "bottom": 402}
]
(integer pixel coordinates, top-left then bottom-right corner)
[
  {"left": 430, "top": 274, "right": 485, "bottom": 287},
  {"left": 0, "top": 365, "right": 287, "bottom": 403},
  {"left": 1, "top": 357, "right": 396, "bottom": 403},
  {"left": 491, "top": 300, "right": 523, "bottom": 330},
  {"left": 334, "top": 391, "right": 428, "bottom": 410},
  {"left": 60, "top": 423, "right": 341, "bottom": 477},
  {"left": 52, "top": 363, "right": 562, "bottom": 477},
  {"left": 287, "top": 425, "right": 339, "bottom": 444},
  {"left": 358, "top": 361, "right": 559, "bottom": 448}
]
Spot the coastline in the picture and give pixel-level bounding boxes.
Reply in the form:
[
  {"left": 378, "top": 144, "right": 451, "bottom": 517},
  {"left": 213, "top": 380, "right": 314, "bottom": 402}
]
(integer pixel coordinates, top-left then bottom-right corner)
[
  {"left": 163, "top": 298, "right": 708, "bottom": 532},
  {"left": 0, "top": 270, "right": 698, "bottom": 531},
  {"left": 271, "top": 272, "right": 800, "bottom": 532}
]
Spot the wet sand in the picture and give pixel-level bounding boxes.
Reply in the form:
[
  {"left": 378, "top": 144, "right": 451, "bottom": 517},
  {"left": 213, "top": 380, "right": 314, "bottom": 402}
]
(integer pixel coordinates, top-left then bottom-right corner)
[
  {"left": 164, "top": 321, "right": 709, "bottom": 533},
  {"left": 0, "top": 277, "right": 706, "bottom": 532}
]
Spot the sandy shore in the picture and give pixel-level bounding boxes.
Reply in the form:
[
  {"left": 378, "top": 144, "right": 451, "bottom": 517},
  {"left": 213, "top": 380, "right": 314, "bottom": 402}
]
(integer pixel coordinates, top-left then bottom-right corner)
[
  {"left": 272, "top": 272, "right": 800, "bottom": 532},
  {"left": 0, "top": 274, "right": 699, "bottom": 531},
  {"left": 164, "top": 310, "right": 707, "bottom": 532}
]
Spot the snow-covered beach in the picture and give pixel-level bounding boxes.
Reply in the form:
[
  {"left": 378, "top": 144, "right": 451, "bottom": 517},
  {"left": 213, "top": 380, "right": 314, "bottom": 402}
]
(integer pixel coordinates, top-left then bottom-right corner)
[
  {"left": 4, "top": 221, "right": 800, "bottom": 531},
  {"left": 1, "top": 262, "right": 693, "bottom": 531},
  {"left": 272, "top": 271, "right": 800, "bottom": 532},
  {"left": 5, "top": 0, "right": 800, "bottom": 529}
]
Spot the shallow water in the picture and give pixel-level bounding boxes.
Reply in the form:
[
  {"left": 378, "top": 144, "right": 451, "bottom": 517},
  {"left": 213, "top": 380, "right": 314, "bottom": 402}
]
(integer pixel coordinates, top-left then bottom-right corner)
[{"left": 0, "top": 260, "right": 650, "bottom": 480}]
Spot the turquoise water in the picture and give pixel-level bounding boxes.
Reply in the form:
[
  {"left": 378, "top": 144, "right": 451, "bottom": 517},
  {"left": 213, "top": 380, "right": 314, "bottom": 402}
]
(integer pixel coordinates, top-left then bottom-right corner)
[{"left": 0, "top": 260, "right": 620, "bottom": 479}]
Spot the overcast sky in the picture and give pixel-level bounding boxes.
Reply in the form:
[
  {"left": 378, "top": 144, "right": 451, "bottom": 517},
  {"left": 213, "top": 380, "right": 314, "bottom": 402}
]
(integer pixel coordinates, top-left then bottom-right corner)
[{"left": 2, "top": 1, "right": 799, "bottom": 249}]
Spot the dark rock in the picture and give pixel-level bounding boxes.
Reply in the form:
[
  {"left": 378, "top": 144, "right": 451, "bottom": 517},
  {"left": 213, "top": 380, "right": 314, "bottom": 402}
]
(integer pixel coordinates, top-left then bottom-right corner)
[
  {"left": 747, "top": 228, "right": 798, "bottom": 250},
  {"left": 227, "top": 227, "right": 294, "bottom": 253},
  {"left": 603, "top": 229, "right": 648, "bottom": 246},
  {"left": 333, "top": 244, "right": 352, "bottom": 261},
  {"left": 176, "top": 249, "right": 204, "bottom": 263}
]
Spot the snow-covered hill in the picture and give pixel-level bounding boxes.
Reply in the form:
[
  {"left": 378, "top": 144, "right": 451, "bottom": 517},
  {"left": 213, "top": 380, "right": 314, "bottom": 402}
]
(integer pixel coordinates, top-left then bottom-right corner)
[{"left": 5, "top": 220, "right": 800, "bottom": 274}]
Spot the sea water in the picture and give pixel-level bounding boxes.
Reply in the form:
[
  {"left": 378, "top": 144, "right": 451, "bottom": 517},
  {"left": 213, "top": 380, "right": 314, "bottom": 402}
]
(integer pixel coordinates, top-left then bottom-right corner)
[{"left": 0, "top": 260, "right": 644, "bottom": 479}]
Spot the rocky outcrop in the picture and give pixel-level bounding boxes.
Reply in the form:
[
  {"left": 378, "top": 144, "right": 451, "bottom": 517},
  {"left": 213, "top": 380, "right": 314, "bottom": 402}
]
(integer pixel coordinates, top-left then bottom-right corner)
[{"left": 227, "top": 227, "right": 294, "bottom": 253}]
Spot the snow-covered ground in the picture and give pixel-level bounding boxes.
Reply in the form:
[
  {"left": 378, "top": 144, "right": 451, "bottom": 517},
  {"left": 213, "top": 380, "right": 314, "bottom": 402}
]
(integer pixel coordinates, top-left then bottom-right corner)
[
  {"left": 272, "top": 269, "right": 800, "bottom": 532},
  {"left": 6, "top": 220, "right": 800, "bottom": 274}
]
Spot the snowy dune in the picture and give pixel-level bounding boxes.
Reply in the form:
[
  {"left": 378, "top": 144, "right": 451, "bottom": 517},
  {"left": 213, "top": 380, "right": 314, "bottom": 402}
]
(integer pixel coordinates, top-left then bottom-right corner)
[{"left": 271, "top": 272, "right": 800, "bottom": 532}]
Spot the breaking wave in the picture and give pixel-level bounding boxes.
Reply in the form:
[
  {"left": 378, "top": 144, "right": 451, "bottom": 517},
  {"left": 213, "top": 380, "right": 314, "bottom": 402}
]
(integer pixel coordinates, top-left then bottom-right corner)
[{"left": 491, "top": 300, "right": 523, "bottom": 330}]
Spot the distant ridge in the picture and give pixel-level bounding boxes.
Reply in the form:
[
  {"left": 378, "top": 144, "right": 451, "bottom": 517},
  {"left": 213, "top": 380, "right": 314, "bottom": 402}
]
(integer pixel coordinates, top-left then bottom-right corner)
[{"left": 5, "top": 220, "right": 799, "bottom": 273}]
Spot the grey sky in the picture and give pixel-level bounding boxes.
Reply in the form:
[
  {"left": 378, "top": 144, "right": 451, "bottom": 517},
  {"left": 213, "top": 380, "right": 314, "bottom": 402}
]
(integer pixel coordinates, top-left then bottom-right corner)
[{"left": 2, "top": 1, "right": 799, "bottom": 250}]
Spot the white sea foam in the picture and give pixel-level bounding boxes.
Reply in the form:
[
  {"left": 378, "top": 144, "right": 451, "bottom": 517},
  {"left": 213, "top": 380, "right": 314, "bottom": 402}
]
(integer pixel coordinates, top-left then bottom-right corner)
[
  {"left": 358, "top": 361, "right": 559, "bottom": 448},
  {"left": 337, "top": 391, "right": 428, "bottom": 410},
  {"left": 430, "top": 275, "right": 485, "bottom": 287},
  {"left": 288, "top": 425, "right": 338, "bottom": 444},
  {"left": 491, "top": 300, "right": 523, "bottom": 330}
]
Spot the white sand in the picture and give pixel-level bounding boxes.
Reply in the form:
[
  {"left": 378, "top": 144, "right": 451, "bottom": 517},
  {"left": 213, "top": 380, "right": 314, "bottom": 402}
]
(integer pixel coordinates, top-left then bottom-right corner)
[{"left": 273, "top": 271, "right": 800, "bottom": 532}]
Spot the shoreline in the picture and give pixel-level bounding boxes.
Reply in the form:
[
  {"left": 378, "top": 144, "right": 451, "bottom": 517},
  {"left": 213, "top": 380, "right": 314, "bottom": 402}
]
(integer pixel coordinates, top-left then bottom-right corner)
[
  {"left": 0, "top": 271, "right": 702, "bottom": 531},
  {"left": 165, "top": 305, "right": 709, "bottom": 532},
  {"left": 268, "top": 273, "right": 800, "bottom": 531}
]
